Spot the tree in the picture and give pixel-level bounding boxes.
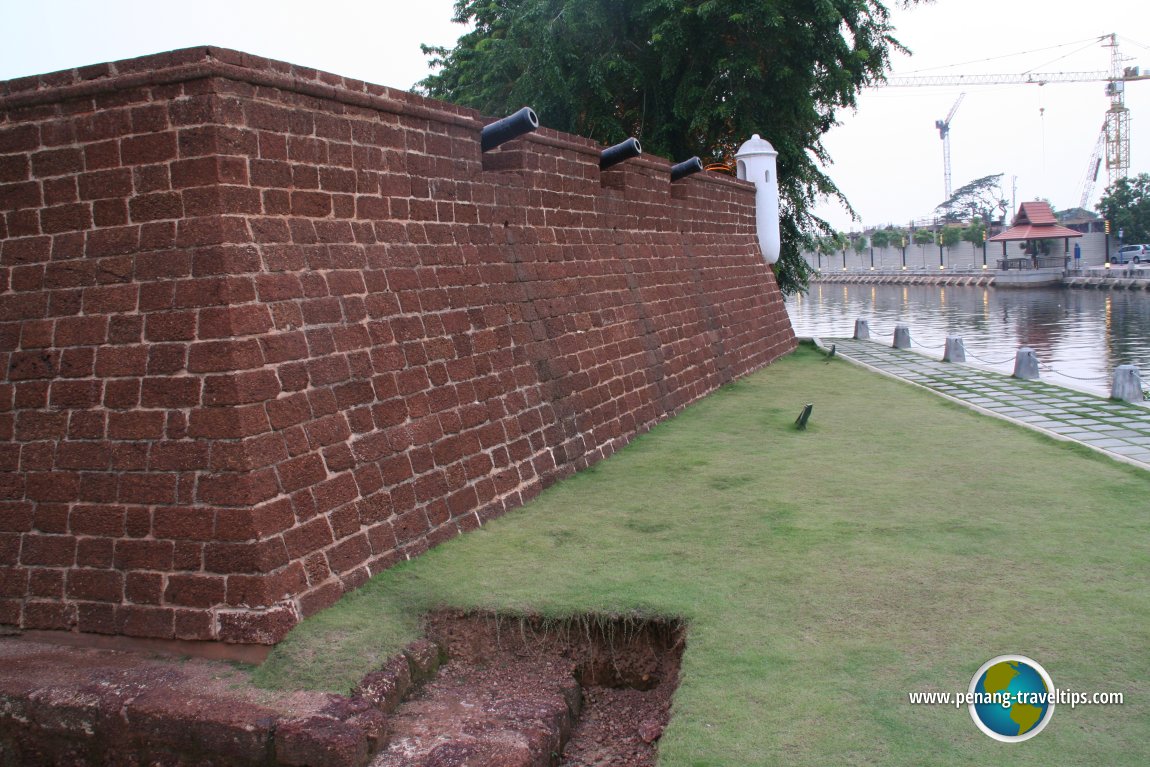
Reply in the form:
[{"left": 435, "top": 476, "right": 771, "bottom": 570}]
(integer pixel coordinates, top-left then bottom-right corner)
[
  {"left": 1097, "top": 173, "right": 1150, "bottom": 245},
  {"left": 870, "top": 228, "right": 893, "bottom": 249},
  {"left": 870, "top": 226, "right": 905, "bottom": 267},
  {"left": 910, "top": 228, "right": 932, "bottom": 265},
  {"left": 421, "top": 0, "right": 925, "bottom": 295},
  {"left": 852, "top": 236, "right": 868, "bottom": 256},
  {"left": 836, "top": 232, "right": 851, "bottom": 268},
  {"left": 814, "top": 234, "right": 837, "bottom": 269},
  {"left": 874, "top": 227, "right": 901, "bottom": 270},
  {"left": 936, "top": 173, "right": 1010, "bottom": 224},
  {"left": 871, "top": 226, "right": 907, "bottom": 266},
  {"left": 961, "top": 218, "right": 986, "bottom": 260},
  {"left": 870, "top": 226, "right": 905, "bottom": 251},
  {"left": 940, "top": 225, "right": 961, "bottom": 261}
]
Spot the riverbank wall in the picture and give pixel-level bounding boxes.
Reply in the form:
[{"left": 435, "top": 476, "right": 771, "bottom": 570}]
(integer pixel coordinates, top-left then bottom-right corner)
[
  {"left": 811, "top": 267, "right": 1150, "bottom": 290},
  {"left": 802, "top": 231, "right": 1117, "bottom": 273}
]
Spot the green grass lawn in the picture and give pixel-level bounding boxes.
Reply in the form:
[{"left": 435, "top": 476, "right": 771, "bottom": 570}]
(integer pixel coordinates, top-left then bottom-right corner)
[{"left": 256, "top": 344, "right": 1150, "bottom": 765}]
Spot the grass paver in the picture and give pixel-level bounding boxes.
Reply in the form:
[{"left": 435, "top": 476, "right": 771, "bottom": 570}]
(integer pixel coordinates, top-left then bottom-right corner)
[
  {"left": 827, "top": 338, "right": 1150, "bottom": 469},
  {"left": 1107, "top": 445, "right": 1150, "bottom": 457},
  {"left": 1081, "top": 438, "right": 1134, "bottom": 448},
  {"left": 257, "top": 345, "right": 1150, "bottom": 766}
]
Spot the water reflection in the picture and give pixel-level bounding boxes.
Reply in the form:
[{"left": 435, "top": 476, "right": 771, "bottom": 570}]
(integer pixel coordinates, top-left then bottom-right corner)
[{"left": 786, "top": 284, "right": 1150, "bottom": 395}]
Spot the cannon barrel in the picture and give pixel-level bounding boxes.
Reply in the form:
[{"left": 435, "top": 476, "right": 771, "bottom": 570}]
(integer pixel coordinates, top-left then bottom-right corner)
[
  {"left": 480, "top": 107, "right": 539, "bottom": 152},
  {"left": 670, "top": 156, "right": 704, "bottom": 181},
  {"left": 599, "top": 137, "right": 643, "bottom": 170}
]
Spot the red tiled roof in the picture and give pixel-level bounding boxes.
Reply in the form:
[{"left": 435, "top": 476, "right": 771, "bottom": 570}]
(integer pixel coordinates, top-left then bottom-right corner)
[
  {"left": 988, "top": 222, "right": 1083, "bottom": 242},
  {"left": 1016, "top": 201, "right": 1058, "bottom": 226},
  {"left": 989, "top": 200, "right": 1082, "bottom": 241}
]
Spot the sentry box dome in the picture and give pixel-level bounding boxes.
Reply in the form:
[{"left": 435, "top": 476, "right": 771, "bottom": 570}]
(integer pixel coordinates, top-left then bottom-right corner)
[{"left": 735, "top": 134, "right": 781, "bottom": 265}]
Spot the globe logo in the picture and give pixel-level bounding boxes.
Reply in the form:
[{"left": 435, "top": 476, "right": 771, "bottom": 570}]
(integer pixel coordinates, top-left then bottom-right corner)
[{"left": 969, "top": 655, "right": 1055, "bottom": 742}]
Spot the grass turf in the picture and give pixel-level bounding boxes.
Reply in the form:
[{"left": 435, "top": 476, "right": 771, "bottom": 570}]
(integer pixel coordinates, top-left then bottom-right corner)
[{"left": 255, "top": 344, "right": 1150, "bottom": 765}]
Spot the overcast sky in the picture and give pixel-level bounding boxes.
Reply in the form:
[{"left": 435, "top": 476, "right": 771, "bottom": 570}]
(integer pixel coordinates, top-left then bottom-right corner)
[{"left": 3, "top": 0, "right": 1148, "bottom": 233}]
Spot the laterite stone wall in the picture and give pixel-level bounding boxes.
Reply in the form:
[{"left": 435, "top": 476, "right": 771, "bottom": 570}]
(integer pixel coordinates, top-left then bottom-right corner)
[{"left": 0, "top": 48, "right": 795, "bottom": 645}]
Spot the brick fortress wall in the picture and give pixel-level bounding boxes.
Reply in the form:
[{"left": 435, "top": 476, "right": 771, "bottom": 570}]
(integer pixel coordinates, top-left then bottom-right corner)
[{"left": 0, "top": 48, "right": 796, "bottom": 645}]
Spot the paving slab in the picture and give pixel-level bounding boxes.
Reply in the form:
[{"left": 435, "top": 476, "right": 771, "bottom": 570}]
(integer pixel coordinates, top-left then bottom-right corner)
[{"left": 818, "top": 337, "right": 1150, "bottom": 472}]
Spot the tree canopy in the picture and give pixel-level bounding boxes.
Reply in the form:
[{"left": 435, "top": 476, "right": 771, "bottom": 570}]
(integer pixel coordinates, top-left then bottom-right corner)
[
  {"left": 421, "top": 0, "right": 924, "bottom": 294},
  {"left": 935, "top": 173, "right": 1009, "bottom": 223},
  {"left": 869, "top": 228, "right": 892, "bottom": 249},
  {"left": 961, "top": 218, "right": 985, "bottom": 255},
  {"left": 869, "top": 226, "right": 904, "bottom": 249},
  {"left": 1097, "top": 173, "right": 1150, "bottom": 245},
  {"left": 912, "top": 228, "right": 934, "bottom": 247},
  {"left": 940, "top": 225, "right": 961, "bottom": 250}
]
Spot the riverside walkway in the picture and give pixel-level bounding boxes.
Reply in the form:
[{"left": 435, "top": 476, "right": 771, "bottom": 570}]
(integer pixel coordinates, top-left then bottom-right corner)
[{"left": 818, "top": 337, "right": 1150, "bottom": 471}]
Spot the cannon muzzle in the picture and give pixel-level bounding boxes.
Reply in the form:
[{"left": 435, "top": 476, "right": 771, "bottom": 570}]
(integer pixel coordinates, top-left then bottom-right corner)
[
  {"left": 670, "top": 156, "right": 704, "bottom": 181},
  {"left": 481, "top": 107, "right": 539, "bottom": 152},
  {"left": 599, "top": 137, "right": 643, "bottom": 170}
]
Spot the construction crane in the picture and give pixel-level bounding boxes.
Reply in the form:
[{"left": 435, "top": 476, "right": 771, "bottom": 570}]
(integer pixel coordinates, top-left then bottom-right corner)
[
  {"left": 884, "top": 34, "right": 1148, "bottom": 190},
  {"left": 1102, "top": 34, "right": 1135, "bottom": 190},
  {"left": 935, "top": 93, "right": 965, "bottom": 200},
  {"left": 1078, "top": 124, "right": 1106, "bottom": 209}
]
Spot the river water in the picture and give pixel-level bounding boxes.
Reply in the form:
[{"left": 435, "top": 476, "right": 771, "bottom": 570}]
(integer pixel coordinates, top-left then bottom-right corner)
[{"left": 785, "top": 283, "right": 1150, "bottom": 396}]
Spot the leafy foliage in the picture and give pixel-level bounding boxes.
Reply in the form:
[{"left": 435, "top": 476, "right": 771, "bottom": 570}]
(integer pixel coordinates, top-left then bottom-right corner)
[
  {"left": 940, "top": 225, "right": 961, "bottom": 249},
  {"left": 811, "top": 231, "right": 848, "bottom": 268},
  {"left": 421, "top": 0, "right": 924, "bottom": 294},
  {"left": 868, "top": 226, "right": 905, "bottom": 249},
  {"left": 1097, "top": 173, "right": 1150, "bottom": 244},
  {"left": 961, "top": 218, "right": 986, "bottom": 256},
  {"left": 869, "top": 228, "right": 892, "bottom": 249},
  {"left": 936, "top": 173, "right": 1009, "bottom": 223}
]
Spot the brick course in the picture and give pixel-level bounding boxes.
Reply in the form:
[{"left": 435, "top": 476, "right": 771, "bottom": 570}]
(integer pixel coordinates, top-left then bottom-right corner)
[{"left": 0, "top": 47, "right": 795, "bottom": 645}]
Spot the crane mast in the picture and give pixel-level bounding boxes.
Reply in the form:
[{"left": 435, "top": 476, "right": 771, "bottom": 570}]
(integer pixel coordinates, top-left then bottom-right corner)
[
  {"left": 936, "top": 93, "right": 966, "bottom": 200},
  {"left": 1078, "top": 125, "right": 1106, "bottom": 209},
  {"left": 1104, "top": 33, "right": 1132, "bottom": 187},
  {"left": 882, "top": 34, "right": 1146, "bottom": 195}
]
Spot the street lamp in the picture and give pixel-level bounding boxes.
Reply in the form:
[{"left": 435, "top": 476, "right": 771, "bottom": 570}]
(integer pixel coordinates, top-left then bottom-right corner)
[{"left": 1104, "top": 219, "right": 1111, "bottom": 265}]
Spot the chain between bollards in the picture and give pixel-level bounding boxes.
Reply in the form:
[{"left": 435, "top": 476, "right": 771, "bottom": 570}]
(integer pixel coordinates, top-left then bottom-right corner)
[{"left": 848, "top": 317, "right": 1147, "bottom": 402}]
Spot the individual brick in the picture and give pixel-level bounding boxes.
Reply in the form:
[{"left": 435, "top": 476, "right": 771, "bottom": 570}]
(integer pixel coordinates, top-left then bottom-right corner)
[
  {"left": 163, "top": 573, "right": 225, "bottom": 607},
  {"left": 65, "top": 568, "right": 124, "bottom": 602},
  {"left": 20, "top": 534, "right": 77, "bottom": 567}
]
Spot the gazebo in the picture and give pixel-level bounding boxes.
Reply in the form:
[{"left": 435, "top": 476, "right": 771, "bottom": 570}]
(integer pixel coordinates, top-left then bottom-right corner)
[{"left": 988, "top": 201, "right": 1082, "bottom": 271}]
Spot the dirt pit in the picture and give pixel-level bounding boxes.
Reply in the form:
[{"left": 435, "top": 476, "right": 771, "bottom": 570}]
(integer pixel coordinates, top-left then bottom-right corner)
[{"left": 371, "top": 612, "right": 684, "bottom": 767}]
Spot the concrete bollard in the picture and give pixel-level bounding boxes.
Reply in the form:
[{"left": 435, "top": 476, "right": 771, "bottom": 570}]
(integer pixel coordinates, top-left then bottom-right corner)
[
  {"left": 854, "top": 319, "right": 870, "bottom": 340},
  {"left": 943, "top": 336, "right": 966, "bottom": 363},
  {"left": 893, "top": 324, "right": 911, "bottom": 349},
  {"left": 1111, "top": 365, "right": 1145, "bottom": 403},
  {"left": 1013, "top": 347, "right": 1040, "bottom": 380}
]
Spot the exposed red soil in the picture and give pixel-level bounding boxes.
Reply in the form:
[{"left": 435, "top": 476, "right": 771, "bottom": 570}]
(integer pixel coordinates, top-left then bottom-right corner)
[
  {"left": 0, "top": 613, "right": 683, "bottom": 766},
  {"left": 373, "top": 612, "right": 684, "bottom": 767}
]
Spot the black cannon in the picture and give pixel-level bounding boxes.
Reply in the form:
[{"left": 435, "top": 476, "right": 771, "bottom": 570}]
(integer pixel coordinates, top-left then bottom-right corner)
[
  {"left": 670, "top": 156, "right": 704, "bottom": 181},
  {"left": 480, "top": 107, "right": 539, "bottom": 152},
  {"left": 599, "top": 137, "right": 643, "bottom": 170}
]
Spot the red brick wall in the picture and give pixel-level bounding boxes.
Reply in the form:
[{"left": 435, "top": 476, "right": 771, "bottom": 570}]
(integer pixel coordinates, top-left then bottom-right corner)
[{"left": 0, "top": 48, "right": 795, "bottom": 645}]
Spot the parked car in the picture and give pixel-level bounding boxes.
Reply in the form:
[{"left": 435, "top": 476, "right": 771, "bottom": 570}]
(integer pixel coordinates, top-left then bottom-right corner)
[{"left": 1113, "top": 244, "right": 1150, "bottom": 264}]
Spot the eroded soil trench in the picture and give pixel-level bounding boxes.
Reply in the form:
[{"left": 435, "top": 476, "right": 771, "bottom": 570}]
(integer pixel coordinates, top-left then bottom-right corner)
[{"left": 371, "top": 612, "right": 685, "bottom": 767}]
